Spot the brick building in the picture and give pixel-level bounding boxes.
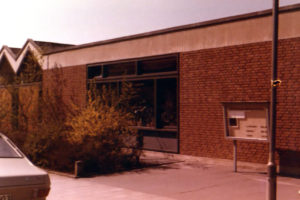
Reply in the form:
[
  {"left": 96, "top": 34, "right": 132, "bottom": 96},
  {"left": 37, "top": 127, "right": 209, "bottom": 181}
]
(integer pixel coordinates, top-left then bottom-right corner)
[{"left": 0, "top": 4, "right": 299, "bottom": 174}]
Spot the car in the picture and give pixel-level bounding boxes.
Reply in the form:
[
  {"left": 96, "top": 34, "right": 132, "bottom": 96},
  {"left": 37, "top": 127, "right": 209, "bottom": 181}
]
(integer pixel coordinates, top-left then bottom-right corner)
[{"left": 0, "top": 133, "right": 50, "bottom": 200}]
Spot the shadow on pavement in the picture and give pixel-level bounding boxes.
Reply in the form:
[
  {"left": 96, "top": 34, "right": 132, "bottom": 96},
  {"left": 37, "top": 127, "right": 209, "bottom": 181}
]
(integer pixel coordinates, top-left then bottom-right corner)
[{"left": 78, "top": 158, "right": 183, "bottom": 178}]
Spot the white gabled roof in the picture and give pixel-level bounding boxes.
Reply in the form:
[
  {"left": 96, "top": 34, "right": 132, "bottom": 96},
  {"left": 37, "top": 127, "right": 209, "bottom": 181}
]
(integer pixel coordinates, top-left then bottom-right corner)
[
  {"left": 0, "top": 39, "right": 43, "bottom": 73},
  {"left": 0, "top": 39, "right": 74, "bottom": 73}
]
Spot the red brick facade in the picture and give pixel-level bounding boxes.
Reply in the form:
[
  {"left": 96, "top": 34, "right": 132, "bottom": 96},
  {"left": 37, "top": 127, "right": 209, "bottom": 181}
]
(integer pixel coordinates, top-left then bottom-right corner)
[
  {"left": 40, "top": 38, "right": 299, "bottom": 169},
  {"left": 180, "top": 37, "right": 300, "bottom": 167},
  {"left": 277, "top": 37, "right": 300, "bottom": 169},
  {"left": 39, "top": 37, "right": 299, "bottom": 170},
  {"left": 43, "top": 65, "right": 86, "bottom": 107}
]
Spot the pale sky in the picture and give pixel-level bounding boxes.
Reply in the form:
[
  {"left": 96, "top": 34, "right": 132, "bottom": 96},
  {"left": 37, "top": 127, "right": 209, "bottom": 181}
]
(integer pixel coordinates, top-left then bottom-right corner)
[{"left": 0, "top": 0, "right": 299, "bottom": 48}]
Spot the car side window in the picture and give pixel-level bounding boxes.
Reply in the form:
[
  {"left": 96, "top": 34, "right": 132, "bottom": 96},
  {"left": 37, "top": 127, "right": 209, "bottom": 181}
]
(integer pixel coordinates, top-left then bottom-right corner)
[{"left": 0, "top": 137, "right": 22, "bottom": 158}]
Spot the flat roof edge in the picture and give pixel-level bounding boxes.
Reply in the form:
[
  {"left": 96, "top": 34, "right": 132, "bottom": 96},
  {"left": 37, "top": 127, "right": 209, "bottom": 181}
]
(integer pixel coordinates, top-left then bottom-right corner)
[{"left": 44, "top": 3, "right": 300, "bottom": 55}]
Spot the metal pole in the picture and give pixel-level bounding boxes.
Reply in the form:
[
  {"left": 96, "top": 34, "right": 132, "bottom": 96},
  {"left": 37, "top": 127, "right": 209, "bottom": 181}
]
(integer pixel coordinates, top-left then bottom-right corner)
[
  {"left": 267, "top": 0, "right": 279, "bottom": 199},
  {"left": 233, "top": 140, "right": 237, "bottom": 172}
]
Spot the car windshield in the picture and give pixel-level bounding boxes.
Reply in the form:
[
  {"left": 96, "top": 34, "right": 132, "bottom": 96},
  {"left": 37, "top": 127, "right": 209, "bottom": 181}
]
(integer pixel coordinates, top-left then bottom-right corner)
[{"left": 0, "top": 136, "right": 22, "bottom": 158}]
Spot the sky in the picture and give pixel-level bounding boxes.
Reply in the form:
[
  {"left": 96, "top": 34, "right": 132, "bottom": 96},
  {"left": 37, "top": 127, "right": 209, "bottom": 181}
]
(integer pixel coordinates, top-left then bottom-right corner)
[{"left": 0, "top": 0, "right": 299, "bottom": 48}]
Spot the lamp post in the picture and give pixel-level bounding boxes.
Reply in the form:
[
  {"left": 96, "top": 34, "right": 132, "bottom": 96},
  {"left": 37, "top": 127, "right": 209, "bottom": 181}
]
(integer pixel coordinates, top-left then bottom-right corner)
[{"left": 267, "top": 0, "right": 279, "bottom": 199}]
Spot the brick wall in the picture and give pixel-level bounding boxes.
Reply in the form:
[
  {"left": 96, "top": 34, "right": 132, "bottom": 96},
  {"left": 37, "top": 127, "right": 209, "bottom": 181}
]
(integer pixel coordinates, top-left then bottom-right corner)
[
  {"left": 43, "top": 65, "right": 86, "bottom": 107},
  {"left": 180, "top": 37, "right": 300, "bottom": 166},
  {"left": 277, "top": 37, "right": 300, "bottom": 170}
]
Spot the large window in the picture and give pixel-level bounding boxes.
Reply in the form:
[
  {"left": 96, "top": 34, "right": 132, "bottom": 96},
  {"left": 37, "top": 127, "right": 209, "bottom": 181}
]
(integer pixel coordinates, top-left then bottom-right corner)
[
  {"left": 104, "top": 62, "right": 136, "bottom": 77},
  {"left": 139, "top": 57, "right": 177, "bottom": 74},
  {"left": 132, "top": 80, "right": 155, "bottom": 127},
  {"left": 157, "top": 78, "right": 177, "bottom": 128},
  {"left": 87, "top": 54, "right": 178, "bottom": 152}
]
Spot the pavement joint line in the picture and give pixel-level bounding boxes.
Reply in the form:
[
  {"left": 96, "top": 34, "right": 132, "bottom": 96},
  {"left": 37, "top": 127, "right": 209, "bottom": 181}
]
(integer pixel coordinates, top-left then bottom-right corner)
[
  {"left": 178, "top": 183, "right": 225, "bottom": 194},
  {"left": 242, "top": 176, "right": 300, "bottom": 187}
]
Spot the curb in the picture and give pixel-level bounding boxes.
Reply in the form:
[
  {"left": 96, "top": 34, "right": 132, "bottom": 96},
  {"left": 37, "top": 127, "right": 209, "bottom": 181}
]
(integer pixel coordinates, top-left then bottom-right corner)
[{"left": 47, "top": 169, "right": 76, "bottom": 178}]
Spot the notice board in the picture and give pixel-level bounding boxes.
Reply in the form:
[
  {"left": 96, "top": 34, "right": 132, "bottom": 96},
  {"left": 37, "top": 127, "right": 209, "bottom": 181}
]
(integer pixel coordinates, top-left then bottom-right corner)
[{"left": 223, "top": 102, "right": 269, "bottom": 141}]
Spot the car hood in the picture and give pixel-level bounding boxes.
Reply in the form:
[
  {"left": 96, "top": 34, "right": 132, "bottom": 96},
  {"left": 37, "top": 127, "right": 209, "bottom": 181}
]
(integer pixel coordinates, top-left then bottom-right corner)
[{"left": 0, "top": 158, "right": 50, "bottom": 187}]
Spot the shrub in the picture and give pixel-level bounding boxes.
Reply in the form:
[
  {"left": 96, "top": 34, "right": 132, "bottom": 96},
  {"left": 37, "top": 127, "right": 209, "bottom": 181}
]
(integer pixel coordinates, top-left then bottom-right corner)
[
  {"left": 66, "top": 82, "right": 140, "bottom": 173},
  {"left": 1, "top": 58, "right": 141, "bottom": 173},
  {"left": 0, "top": 87, "right": 12, "bottom": 132},
  {"left": 21, "top": 67, "right": 75, "bottom": 171}
]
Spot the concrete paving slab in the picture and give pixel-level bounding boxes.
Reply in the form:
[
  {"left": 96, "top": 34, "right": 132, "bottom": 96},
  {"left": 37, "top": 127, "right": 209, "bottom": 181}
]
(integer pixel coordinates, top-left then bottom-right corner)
[
  {"left": 47, "top": 153, "right": 300, "bottom": 200},
  {"left": 47, "top": 173, "right": 174, "bottom": 200}
]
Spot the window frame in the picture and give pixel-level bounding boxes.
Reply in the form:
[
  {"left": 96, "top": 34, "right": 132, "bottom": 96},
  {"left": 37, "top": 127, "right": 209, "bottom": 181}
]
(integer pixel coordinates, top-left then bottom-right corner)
[{"left": 86, "top": 54, "right": 179, "bottom": 153}]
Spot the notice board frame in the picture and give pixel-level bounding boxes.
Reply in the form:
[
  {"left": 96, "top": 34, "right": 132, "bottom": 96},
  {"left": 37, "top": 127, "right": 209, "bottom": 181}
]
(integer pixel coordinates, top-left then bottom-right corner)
[{"left": 222, "top": 102, "right": 270, "bottom": 142}]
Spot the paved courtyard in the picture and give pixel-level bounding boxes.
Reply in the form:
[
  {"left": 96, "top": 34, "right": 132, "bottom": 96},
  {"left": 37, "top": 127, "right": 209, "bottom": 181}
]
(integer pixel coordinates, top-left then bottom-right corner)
[{"left": 47, "top": 154, "right": 300, "bottom": 200}]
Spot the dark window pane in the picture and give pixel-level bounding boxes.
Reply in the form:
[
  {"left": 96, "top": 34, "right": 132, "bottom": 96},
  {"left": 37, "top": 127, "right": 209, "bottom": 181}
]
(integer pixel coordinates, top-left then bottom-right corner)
[
  {"left": 139, "top": 56, "right": 177, "bottom": 74},
  {"left": 87, "top": 66, "right": 102, "bottom": 79},
  {"left": 131, "top": 80, "right": 154, "bottom": 127},
  {"left": 141, "top": 130, "right": 178, "bottom": 152},
  {"left": 105, "top": 62, "right": 135, "bottom": 76},
  {"left": 157, "top": 78, "right": 177, "bottom": 128},
  {"left": 229, "top": 118, "right": 237, "bottom": 126}
]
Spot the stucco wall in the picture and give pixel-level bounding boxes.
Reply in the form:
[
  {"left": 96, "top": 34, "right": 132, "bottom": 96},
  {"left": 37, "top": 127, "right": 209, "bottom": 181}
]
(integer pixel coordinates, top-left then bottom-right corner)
[{"left": 45, "top": 10, "right": 300, "bottom": 69}]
